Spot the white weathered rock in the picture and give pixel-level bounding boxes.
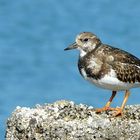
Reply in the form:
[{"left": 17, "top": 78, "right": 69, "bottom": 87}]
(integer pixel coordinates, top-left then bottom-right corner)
[{"left": 6, "top": 100, "right": 140, "bottom": 140}]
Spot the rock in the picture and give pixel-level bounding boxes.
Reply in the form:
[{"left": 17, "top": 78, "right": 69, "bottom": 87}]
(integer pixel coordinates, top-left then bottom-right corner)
[{"left": 6, "top": 100, "right": 140, "bottom": 140}]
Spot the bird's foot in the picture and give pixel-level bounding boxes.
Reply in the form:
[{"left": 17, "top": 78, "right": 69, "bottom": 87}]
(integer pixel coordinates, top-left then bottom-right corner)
[
  {"left": 111, "top": 107, "right": 123, "bottom": 117},
  {"left": 96, "top": 106, "right": 123, "bottom": 117},
  {"left": 96, "top": 106, "right": 113, "bottom": 113}
]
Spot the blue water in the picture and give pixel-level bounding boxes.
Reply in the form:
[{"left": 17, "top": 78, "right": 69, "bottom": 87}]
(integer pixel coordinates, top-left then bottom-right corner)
[{"left": 1, "top": 0, "right": 140, "bottom": 139}]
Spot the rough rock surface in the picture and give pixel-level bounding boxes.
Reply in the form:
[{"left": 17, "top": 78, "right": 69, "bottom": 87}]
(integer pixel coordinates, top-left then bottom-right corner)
[{"left": 6, "top": 100, "right": 140, "bottom": 140}]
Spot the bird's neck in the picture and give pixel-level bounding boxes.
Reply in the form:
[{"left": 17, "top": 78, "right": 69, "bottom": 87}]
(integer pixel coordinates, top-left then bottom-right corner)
[
  {"left": 79, "top": 42, "right": 102, "bottom": 58},
  {"left": 79, "top": 49, "right": 87, "bottom": 57}
]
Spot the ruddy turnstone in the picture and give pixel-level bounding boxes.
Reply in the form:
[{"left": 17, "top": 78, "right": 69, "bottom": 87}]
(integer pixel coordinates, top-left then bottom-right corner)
[{"left": 64, "top": 32, "right": 140, "bottom": 116}]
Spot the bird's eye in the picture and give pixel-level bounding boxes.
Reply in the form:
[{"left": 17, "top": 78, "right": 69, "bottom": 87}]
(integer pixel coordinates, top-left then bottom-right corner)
[{"left": 83, "top": 38, "right": 88, "bottom": 42}]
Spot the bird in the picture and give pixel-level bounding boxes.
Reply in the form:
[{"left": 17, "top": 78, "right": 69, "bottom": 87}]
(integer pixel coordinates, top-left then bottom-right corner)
[{"left": 64, "top": 32, "right": 140, "bottom": 116}]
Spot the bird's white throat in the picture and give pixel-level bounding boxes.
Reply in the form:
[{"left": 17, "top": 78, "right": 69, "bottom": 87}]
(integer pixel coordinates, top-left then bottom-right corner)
[
  {"left": 78, "top": 43, "right": 97, "bottom": 58},
  {"left": 78, "top": 48, "right": 87, "bottom": 57}
]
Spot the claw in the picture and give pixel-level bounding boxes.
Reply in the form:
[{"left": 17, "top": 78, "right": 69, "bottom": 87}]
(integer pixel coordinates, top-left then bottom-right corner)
[
  {"left": 96, "top": 106, "right": 113, "bottom": 113},
  {"left": 112, "top": 108, "right": 123, "bottom": 117},
  {"left": 96, "top": 107, "right": 123, "bottom": 117}
]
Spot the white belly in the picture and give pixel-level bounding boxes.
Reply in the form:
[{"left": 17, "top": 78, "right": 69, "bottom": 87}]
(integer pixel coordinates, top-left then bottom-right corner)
[{"left": 81, "top": 68, "right": 140, "bottom": 91}]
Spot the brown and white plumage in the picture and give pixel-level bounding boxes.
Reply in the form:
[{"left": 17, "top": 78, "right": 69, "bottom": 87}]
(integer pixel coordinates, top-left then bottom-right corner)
[{"left": 64, "top": 32, "right": 140, "bottom": 116}]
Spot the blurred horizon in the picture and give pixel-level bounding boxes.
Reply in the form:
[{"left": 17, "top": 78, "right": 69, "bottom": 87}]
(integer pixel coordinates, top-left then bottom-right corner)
[{"left": 1, "top": 0, "right": 140, "bottom": 139}]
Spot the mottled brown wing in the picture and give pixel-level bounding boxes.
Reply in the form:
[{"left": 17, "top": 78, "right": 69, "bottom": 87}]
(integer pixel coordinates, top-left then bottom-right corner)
[
  {"left": 103, "top": 45, "right": 140, "bottom": 83},
  {"left": 106, "top": 45, "right": 140, "bottom": 66},
  {"left": 112, "top": 62, "right": 140, "bottom": 83}
]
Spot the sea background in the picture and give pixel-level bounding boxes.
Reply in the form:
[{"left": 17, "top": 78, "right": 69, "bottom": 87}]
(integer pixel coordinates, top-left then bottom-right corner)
[{"left": 1, "top": 0, "right": 140, "bottom": 139}]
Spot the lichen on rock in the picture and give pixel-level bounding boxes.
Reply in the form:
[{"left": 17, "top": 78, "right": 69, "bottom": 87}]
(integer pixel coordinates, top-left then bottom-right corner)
[{"left": 6, "top": 100, "right": 140, "bottom": 140}]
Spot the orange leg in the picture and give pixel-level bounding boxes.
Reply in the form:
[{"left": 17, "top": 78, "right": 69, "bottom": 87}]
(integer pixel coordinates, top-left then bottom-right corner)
[
  {"left": 112, "top": 90, "right": 130, "bottom": 117},
  {"left": 96, "top": 91, "right": 117, "bottom": 113}
]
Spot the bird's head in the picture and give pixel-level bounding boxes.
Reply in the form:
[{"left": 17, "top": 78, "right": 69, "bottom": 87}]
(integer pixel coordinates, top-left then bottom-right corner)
[{"left": 64, "top": 32, "right": 101, "bottom": 57}]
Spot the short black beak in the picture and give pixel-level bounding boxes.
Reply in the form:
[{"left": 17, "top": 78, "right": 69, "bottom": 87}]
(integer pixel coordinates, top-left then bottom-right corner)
[{"left": 64, "top": 42, "right": 78, "bottom": 51}]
